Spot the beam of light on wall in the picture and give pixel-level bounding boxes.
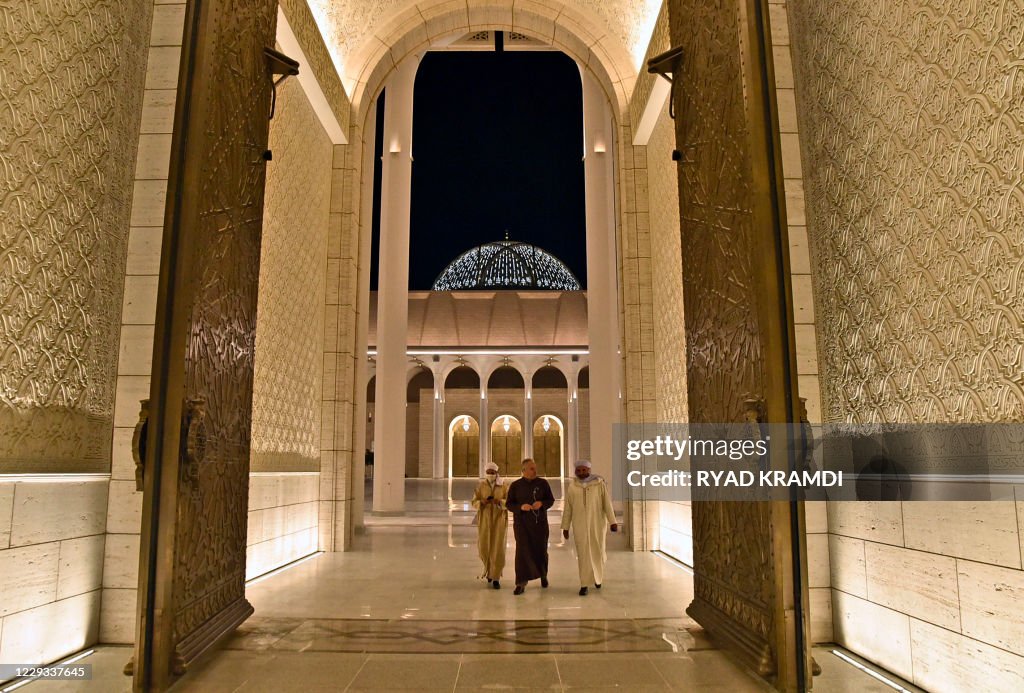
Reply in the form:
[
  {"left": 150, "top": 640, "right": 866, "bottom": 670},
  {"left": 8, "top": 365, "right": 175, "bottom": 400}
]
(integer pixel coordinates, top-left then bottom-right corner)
[
  {"left": 246, "top": 551, "right": 322, "bottom": 586},
  {"left": 275, "top": 7, "right": 347, "bottom": 144},
  {"left": 1, "top": 649, "right": 96, "bottom": 692},
  {"left": 304, "top": 1, "right": 347, "bottom": 89},
  {"left": 630, "top": 0, "right": 666, "bottom": 72},
  {"left": 831, "top": 650, "right": 912, "bottom": 692}
]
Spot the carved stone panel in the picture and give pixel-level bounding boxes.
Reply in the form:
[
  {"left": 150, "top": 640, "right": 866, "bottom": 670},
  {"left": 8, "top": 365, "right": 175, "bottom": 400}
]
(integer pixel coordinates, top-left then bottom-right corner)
[
  {"left": 251, "top": 80, "right": 331, "bottom": 474},
  {"left": 788, "top": 0, "right": 1024, "bottom": 424},
  {"left": 0, "top": 0, "right": 151, "bottom": 473}
]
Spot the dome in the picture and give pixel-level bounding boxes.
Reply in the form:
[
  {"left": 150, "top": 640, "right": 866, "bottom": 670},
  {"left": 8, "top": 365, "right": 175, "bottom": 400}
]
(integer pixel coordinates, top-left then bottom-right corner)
[{"left": 431, "top": 237, "right": 582, "bottom": 291}]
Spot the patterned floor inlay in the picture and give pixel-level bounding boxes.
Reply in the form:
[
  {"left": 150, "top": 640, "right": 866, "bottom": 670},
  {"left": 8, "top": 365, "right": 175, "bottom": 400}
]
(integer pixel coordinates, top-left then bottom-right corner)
[{"left": 223, "top": 616, "right": 715, "bottom": 654}]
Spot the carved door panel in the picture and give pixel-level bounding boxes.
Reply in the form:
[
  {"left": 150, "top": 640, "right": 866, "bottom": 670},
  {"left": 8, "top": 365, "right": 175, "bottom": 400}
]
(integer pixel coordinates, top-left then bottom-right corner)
[
  {"left": 132, "top": 0, "right": 278, "bottom": 690},
  {"left": 664, "top": 0, "right": 811, "bottom": 690}
]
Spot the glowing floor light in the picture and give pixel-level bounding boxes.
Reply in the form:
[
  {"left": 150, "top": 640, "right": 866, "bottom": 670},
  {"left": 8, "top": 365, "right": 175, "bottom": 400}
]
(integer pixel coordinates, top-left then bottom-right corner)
[{"left": 831, "top": 650, "right": 912, "bottom": 692}]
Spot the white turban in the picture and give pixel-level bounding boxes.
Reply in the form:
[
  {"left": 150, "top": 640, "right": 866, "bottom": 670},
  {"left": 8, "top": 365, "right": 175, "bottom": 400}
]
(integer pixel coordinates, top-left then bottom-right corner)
[
  {"left": 574, "top": 459, "right": 592, "bottom": 469},
  {"left": 484, "top": 462, "right": 499, "bottom": 473}
]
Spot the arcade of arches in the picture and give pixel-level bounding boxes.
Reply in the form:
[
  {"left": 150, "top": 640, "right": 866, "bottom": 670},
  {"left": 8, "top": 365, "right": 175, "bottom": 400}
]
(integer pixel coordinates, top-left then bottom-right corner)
[{"left": 2, "top": 0, "right": 1023, "bottom": 692}]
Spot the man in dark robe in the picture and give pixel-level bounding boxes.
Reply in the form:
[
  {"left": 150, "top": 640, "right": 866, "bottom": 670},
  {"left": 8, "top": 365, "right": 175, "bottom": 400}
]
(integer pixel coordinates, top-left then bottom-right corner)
[{"left": 505, "top": 458, "right": 555, "bottom": 594}]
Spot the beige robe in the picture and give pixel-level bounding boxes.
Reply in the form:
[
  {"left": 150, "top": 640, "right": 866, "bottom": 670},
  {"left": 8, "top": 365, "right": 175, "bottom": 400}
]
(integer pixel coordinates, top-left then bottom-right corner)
[
  {"left": 471, "top": 478, "right": 508, "bottom": 580},
  {"left": 561, "top": 475, "right": 616, "bottom": 587}
]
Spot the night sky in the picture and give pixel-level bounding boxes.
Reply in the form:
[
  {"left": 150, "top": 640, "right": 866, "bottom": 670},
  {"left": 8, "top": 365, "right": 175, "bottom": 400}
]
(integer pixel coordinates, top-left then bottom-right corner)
[{"left": 370, "top": 47, "right": 586, "bottom": 290}]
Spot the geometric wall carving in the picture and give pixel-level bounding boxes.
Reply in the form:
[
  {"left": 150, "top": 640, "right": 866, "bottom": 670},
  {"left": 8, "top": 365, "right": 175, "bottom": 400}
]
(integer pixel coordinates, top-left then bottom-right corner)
[
  {"left": 0, "top": 0, "right": 151, "bottom": 472},
  {"left": 251, "top": 79, "right": 332, "bottom": 473},
  {"left": 305, "top": 0, "right": 661, "bottom": 79},
  {"left": 789, "top": 0, "right": 1024, "bottom": 424}
]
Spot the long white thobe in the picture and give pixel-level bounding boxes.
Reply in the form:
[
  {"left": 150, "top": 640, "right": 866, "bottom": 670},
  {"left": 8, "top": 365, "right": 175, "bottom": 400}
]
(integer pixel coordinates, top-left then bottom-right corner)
[{"left": 561, "top": 475, "right": 616, "bottom": 587}]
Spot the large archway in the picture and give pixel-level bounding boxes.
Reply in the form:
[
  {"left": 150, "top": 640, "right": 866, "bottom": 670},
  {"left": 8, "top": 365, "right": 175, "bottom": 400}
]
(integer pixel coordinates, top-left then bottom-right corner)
[{"left": 363, "top": 20, "right": 624, "bottom": 514}]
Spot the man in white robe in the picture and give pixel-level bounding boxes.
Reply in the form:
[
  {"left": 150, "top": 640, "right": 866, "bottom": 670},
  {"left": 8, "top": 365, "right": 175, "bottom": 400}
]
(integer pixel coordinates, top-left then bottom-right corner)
[{"left": 561, "top": 460, "right": 617, "bottom": 595}]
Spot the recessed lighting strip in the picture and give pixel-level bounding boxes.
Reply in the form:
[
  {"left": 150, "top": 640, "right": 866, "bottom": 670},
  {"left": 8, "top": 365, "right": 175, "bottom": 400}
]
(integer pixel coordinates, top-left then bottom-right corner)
[
  {"left": 654, "top": 550, "right": 695, "bottom": 575},
  {"left": 0, "top": 474, "right": 109, "bottom": 483},
  {"left": 245, "top": 551, "right": 322, "bottom": 586},
  {"left": 367, "top": 349, "right": 589, "bottom": 356},
  {"left": 831, "top": 649, "right": 912, "bottom": 692}
]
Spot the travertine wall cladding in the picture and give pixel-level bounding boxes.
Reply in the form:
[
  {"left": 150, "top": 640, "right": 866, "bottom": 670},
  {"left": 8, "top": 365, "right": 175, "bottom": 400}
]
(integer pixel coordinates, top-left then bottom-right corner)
[
  {"left": 0, "top": 479, "right": 108, "bottom": 681},
  {"left": 246, "top": 473, "right": 320, "bottom": 579},
  {"left": 251, "top": 78, "right": 332, "bottom": 473},
  {"left": 790, "top": 0, "right": 1024, "bottom": 424},
  {"left": 0, "top": 0, "right": 151, "bottom": 472}
]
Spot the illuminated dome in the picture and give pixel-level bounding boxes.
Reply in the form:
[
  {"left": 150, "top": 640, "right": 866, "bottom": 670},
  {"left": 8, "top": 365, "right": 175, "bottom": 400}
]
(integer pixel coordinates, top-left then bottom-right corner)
[{"left": 432, "top": 237, "right": 581, "bottom": 291}]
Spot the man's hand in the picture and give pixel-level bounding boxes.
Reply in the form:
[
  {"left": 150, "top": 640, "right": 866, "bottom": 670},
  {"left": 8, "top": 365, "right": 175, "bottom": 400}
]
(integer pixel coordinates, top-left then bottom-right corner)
[
  {"left": 531, "top": 500, "right": 543, "bottom": 510},
  {"left": 562, "top": 529, "right": 569, "bottom": 539},
  {"left": 521, "top": 504, "right": 532, "bottom": 512},
  {"left": 610, "top": 523, "right": 618, "bottom": 532}
]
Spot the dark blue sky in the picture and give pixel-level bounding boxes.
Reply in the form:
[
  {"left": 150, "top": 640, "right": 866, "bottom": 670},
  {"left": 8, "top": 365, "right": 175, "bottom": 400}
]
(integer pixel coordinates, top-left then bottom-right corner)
[{"left": 371, "top": 48, "right": 586, "bottom": 290}]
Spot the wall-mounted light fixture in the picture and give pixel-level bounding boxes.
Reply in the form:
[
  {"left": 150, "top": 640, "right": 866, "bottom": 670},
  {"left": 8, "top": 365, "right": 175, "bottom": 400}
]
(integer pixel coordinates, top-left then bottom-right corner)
[
  {"left": 264, "top": 46, "right": 300, "bottom": 121},
  {"left": 647, "top": 45, "right": 683, "bottom": 119}
]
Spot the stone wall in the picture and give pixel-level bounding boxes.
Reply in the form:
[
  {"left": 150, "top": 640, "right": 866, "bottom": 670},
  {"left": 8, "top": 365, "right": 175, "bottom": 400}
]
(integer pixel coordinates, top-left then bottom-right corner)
[
  {"left": 790, "top": 0, "right": 1024, "bottom": 688},
  {"left": 244, "top": 72, "right": 333, "bottom": 579},
  {"left": 246, "top": 474, "right": 320, "bottom": 579},
  {"left": 0, "top": 0, "right": 151, "bottom": 668},
  {"left": 0, "top": 0, "right": 150, "bottom": 476},
  {"left": 251, "top": 77, "right": 332, "bottom": 474},
  {"left": 0, "top": 479, "right": 108, "bottom": 679}
]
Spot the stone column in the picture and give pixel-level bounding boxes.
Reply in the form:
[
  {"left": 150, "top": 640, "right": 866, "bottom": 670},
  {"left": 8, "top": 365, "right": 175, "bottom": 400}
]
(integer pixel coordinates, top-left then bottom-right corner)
[
  {"left": 523, "top": 379, "right": 534, "bottom": 459},
  {"left": 351, "top": 98, "right": 378, "bottom": 530},
  {"left": 567, "top": 382, "right": 579, "bottom": 477},
  {"left": 581, "top": 70, "right": 621, "bottom": 483},
  {"left": 478, "top": 384, "right": 489, "bottom": 475},
  {"left": 432, "top": 365, "right": 445, "bottom": 479},
  {"left": 372, "top": 57, "right": 418, "bottom": 513}
]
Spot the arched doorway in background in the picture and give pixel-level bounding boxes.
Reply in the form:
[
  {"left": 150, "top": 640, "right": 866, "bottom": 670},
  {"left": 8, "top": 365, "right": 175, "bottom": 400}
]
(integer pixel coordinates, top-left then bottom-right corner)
[
  {"left": 490, "top": 414, "right": 522, "bottom": 476},
  {"left": 532, "top": 414, "right": 563, "bottom": 477},
  {"left": 448, "top": 414, "right": 480, "bottom": 478}
]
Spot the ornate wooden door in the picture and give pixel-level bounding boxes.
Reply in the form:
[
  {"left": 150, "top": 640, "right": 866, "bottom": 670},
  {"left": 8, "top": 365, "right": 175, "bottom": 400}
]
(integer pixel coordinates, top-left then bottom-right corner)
[
  {"left": 664, "top": 0, "right": 812, "bottom": 690},
  {"left": 132, "top": 0, "right": 278, "bottom": 689}
]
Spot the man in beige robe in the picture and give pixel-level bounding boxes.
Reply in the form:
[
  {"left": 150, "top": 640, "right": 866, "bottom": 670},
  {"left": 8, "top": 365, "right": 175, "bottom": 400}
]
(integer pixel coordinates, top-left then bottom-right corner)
[
  {"left": 561, "top": 459, "right": 617, "bottom": 595},
  {"left": 472, "top": 461, "right": 508, "bottom": 588}
]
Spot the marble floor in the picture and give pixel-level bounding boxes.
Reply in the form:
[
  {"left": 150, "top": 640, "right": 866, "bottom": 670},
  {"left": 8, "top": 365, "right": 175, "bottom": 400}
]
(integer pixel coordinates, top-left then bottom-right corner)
[
  {"left": 26, "top": 645, "right": 919, "bottom": 692},
  {"left": 21, "top": 480, "right": 918, "bottom": 692}
]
